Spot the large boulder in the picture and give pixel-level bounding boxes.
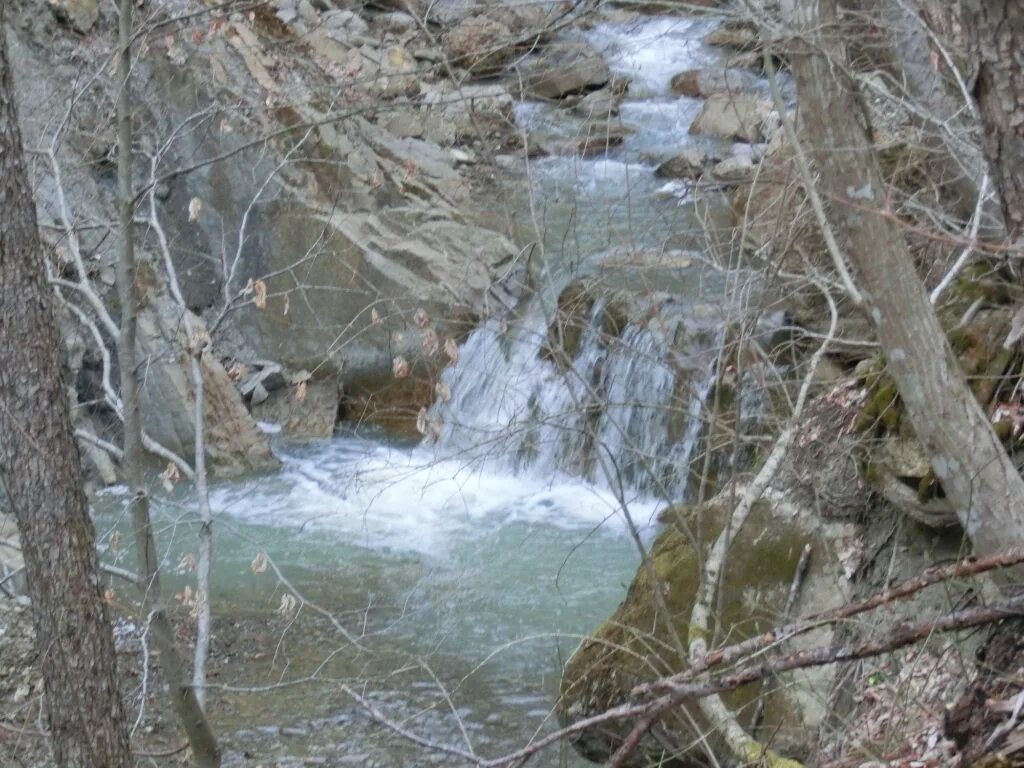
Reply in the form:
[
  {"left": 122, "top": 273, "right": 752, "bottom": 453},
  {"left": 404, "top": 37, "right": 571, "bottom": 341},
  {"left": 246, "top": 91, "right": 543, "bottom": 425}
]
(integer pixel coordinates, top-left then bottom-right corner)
[
  {"left": 516, "top": 41, "right": 611, "bottom": 100},
  {"left": 690, "top": 92, "right": 776, "bottom": 143},
  {"left": 135, "top": 268, "right": 280, "bottom": 478},
  {"left": 443, "top": 15, "right": 517, "bottom": 76}
]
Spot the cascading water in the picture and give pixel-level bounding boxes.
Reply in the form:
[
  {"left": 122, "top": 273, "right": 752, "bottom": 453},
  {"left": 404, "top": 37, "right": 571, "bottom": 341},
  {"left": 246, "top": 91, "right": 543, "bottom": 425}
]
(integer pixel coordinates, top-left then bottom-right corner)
[{"left": 429, "top": 291, "right": 722, "bottom": 505}]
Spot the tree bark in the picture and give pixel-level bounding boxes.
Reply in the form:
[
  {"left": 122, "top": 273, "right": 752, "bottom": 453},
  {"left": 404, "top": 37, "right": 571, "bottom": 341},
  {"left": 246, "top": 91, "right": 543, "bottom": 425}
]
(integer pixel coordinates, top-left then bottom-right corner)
[
  {"left": 780, "top": 0, "right": 1024, "bottom": 557},
  {"left": 962, "top": 0, "right": 1024, "bottom": 240},
  {"left": 0, "top": 11, "right": 133, "bottom": 768}
]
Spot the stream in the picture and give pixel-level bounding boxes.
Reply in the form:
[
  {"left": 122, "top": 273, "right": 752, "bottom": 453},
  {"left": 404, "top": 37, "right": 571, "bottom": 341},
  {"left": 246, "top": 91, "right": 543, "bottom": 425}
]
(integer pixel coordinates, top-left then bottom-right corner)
[{"left": 94, "top": 10, "right": 753, "bottom": 766}]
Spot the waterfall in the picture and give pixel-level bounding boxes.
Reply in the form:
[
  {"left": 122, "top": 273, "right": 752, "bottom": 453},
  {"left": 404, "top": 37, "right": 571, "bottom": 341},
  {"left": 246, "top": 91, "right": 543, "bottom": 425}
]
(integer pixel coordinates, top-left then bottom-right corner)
[{"left": 429, "top": 294, "right": 721, "bottom": 504}]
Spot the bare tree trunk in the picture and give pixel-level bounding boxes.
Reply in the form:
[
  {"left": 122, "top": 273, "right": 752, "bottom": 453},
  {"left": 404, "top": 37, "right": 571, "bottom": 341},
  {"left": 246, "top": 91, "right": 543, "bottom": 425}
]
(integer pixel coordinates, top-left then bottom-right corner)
[
  {"left": 0, "top": 11, "right": 133, "bottom": 767},
  {"left": 962, "top": 1, "right": 1024, "bottom": 240},
  {"left": 779, "top": 0, "right": 1024, "bottom": 556},
  {"left": 114, "top": 0, "right": 221, "bottom": 763}
]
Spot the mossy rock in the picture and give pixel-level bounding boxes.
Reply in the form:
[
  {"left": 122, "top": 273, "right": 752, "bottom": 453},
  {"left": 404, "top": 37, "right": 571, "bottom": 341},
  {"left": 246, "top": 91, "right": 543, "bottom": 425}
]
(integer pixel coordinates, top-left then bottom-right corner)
[
  {"left": 540, "top": 279, "right": 632, "bottom": 368},
  {"left": 559, "top": 496, "right": 842, "bottom": 767}
]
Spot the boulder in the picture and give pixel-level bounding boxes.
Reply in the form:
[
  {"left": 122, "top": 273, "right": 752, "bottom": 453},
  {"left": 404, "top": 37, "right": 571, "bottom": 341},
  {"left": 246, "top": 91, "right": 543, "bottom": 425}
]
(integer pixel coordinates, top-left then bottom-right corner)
[
  {"left": 709, "top": 154, "right": 757, "bottom": 184},
  {"left": 443, "top": 15, "right": 517, "bottom": 76},
  {"left": 135, "top": 270, "right": 279, "bottom": 478},
  {"left": 706, "top": 23, "right": 758, "bottom": 49},
  {"left": 517, "top": 42, "right": 611, "bottom": 100},
  {"left": 560, "top": 493, "right": 851, "bottom": 766},
  {"left": 655, "top": 147, "right": 708, "bottom": 179},
  {"left": 670, "top": 67, "right": 762, "bottom": 98},
  {"left": 690, "top": 92, "right": 776, "bottom": 143},
  {"left": 251, "top": 379, "right": 342, "bottom": 439},
  {"left": 569, "top": 77, "right": 630, "bottom": 119}
]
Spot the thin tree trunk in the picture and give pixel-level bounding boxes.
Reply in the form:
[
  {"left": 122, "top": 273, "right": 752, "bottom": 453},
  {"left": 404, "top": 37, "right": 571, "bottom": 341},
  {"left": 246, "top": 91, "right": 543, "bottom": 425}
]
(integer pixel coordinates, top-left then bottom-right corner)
[
  {"left": 962, "top": 1, "right": 1024, "bottom": 240},
  {"left": 779, "top": 0, "right": 1024, "bottom": 556},
  {"left": 0, "top": 10, "right": 133, "bottom": 766},
  {"left": 114, "top": 0, "right": 221, "bottom": 762}
]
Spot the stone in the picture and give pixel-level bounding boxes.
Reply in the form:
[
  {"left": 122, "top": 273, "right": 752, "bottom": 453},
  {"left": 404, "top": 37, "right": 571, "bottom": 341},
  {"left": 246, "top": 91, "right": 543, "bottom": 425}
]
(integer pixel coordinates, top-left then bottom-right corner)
[
  {"left": 670, "top": 67, "right": 762, "bottom": 98},
  {"left": 321, "top": 9, "right": 369, "bottom": 40},
  {"left": 48, "top": 0, "right": 98, "bottom": 34},
  {"left": 251, "top": 380, "right": 342, "bottom": 439},
  {"left": 655, "top": 147, "right": 707, "bottom": 179},
  {"left": 706, "top": 23, "right": 758, "bottom": 49},
  {"left": 516, "top": 41, "right": 611, "bottom": 100},
  {"left": 443, "top": 15, "right": 516, "bottom": 76},
  {"left": 569, "top": 77, "right": 630, "bottom": 119},
  {"left": 134, "top": 270, "right": 279, "bottom": 478},
  {"left": 709, "top": 154, "right": 757, "bottom": 184},
  {"left": 689, "top": 92, "right": 776, "bottom": 143}
]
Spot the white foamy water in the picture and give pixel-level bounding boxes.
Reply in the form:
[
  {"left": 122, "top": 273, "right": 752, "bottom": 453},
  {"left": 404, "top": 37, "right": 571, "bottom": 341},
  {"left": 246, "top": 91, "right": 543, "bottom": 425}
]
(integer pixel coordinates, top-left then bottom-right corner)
[
  {"left": 582, "top": 16, "right": 717, "bottom": 96},
  {"left": 206, "top": 436, "right": 658, "bottom": 556}
]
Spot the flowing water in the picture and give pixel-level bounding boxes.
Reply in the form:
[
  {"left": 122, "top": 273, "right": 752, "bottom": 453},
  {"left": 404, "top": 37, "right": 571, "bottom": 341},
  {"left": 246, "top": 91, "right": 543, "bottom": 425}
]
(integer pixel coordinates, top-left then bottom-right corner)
[{"left": 94, "top": 12, "right": 755, "bottom": 766}]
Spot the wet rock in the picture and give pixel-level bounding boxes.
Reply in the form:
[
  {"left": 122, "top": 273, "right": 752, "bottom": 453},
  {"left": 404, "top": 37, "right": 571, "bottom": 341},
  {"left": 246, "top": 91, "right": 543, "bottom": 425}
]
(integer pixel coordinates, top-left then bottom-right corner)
[
  {"left": 569, "top": 77, "right": 630, "bottom": 119},
  {"left": 239, "top": 362, "right": 288, "bottom": 406},
  {"left": 706, "top": 23, "right": 759, "bottom": 49},
  {"left": 516, "top": 41, "right": 611, "bottom": 100},
  {"left": 670, "top": 67, "right": 762, "bottom": 98},
  {"left": 689, "top": 92, "right": 776, "bottom": 143},
  {"left": 48, "top": 0, "right": 98, "bottom": 34},
  {"left": 655, "top": 147, "right": 708, "bottom": 179},
  {"left": 251, "top": 378, "right": 342, "bottom": 439}
]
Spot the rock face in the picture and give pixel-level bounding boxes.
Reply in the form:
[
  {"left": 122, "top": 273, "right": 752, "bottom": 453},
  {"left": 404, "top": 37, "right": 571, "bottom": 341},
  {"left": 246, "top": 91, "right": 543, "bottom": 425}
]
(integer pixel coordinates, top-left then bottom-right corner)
[
  {"left": 690, "top": 92, "right": 776, "bottom": 143},
  {"left": 47, "top": 0, "right": 97, "bottom": 33},
  {"left": 251, "top": 380, "right": 342, "bottom": 439},
  {"left": 517, "top": 41, "right": 611, "bottom": 99}
]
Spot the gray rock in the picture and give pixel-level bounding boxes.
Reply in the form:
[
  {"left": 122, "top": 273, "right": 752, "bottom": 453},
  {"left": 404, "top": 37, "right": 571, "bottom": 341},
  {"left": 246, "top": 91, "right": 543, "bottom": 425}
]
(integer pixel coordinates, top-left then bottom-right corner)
[
  {"left": 516, "top": 42, "right": 611, "bottom": 100},
  {"left": 655, "top": 147, "right": 707, "bottom": 179},
  {"left": 669, "top": 67, "right": 762, "bottom": 98},
  {"left": 251, "top": 381, "right": 341, "bottom": 439},
  {"left": 443, "top": 15, "right": 516, "bottom": 76},
  {"left": 689, "top": 92, "right": 776, "bottom": 143},
  {"left": 47, "top": 0, "right": 98, "bottom": 34},
  {"left": 709, "top": 154, "right": 757, "bottom": 184}
]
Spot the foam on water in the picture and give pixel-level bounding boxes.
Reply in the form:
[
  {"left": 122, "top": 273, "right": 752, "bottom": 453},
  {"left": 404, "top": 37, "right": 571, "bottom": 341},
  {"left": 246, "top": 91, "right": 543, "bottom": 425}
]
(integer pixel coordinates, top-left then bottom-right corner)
[
  {"left": 207, "top": 437, "right": 658, "bottom": 557},
  {"left": 582, "top": 17, "right": 717, "bottom": 96}
]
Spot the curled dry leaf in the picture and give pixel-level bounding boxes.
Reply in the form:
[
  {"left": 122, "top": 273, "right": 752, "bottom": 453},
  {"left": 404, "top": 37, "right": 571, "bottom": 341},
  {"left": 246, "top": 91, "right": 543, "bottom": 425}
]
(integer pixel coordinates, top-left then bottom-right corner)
[
  {"left": 108, "top": 531, "right": 122, "bottom": 554},
  {"left": 295, "top": 380, "right": 308, "bottom": 402},
  {"left": 250, "top": 552, "right": 268, "bottom": 574},
  {"left": 188, "top": 196, "right": 202, "bottom": 222},
  {"left": 371, "top": 307, "right": 382, "bottom": 326},
  {"left": 253, "top": 279, "right": 267, "bottom": 310},
  {"left": 413, "top": 307, "right": 430, "bottom": 328},
  {"left": 426, "top": 414, "right": 443, "bottom": 442},
  {"left": 161, "top": 462, "right": 181, "bottom": 493},
  {"left": 393, "top": 355, "right": 410, "bottom": 379},
  {"left": 283, "top": 293, "right": 290, "bottom": 316},
  {"left": 177, "top": 552, "right": 198, "bottom": 575},
  {"left": 104, "top": 588, "right": 116, "bottom": 605},
  {"left": 422, "top": 328, "right": 439, "bottom": 356},
  {"left": 227, "top": 361, "right": 248, "bottom": 382},
  {"left": 444, "top": 337, "right": 459, "bottom": 366},
  {"left": 435, "top": 381, "right": 451, "bottom": 403},
  {"left": 277, "top": 593, "right": 298, "bottom": 618},
  {"left": 416, "top": 406, "right": 428, "bottom": 435}
]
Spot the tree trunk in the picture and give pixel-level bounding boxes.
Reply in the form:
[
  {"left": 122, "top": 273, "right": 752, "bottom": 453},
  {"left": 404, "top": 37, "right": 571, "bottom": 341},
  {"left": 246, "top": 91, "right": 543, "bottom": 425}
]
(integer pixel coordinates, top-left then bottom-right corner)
[
  {"left": 962, "top": 1, "right": 1024, "bottom": 240},
  {"left": 779, "top": 0, "right": 1024, "bottom": 556},
  {"left": 0, "top": 11, "right": 133, "bottom": 767},
  {"left": 114, "top": 0, "right": 221, "bottom": 763}
]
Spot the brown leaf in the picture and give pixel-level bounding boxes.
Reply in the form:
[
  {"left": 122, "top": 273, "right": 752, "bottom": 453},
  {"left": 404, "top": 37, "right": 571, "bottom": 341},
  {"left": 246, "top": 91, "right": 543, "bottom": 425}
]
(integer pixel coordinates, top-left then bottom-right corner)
[
  {"left": 161, "top": 462, "right": 181, "bottom": 493},
  {"left": 415, "top": 406, "right": 428, "bottom": 435},
  {"left": 413, "top": 308, "right": 430, "bottom": 328},
  {"left": 253, "top": 279, "right": 268, "bottom": 310},
  {"left": 108, "top": 531, "right": 122, "bottom": 554},
  {"left": 188, "top": 196, "right": 202, "bottom": 222},
  {"left": 295, "top": 380, "right": 307, "bottom": 402},
  {"left": 250, "top": 552, "right": 268, "bottom": 574},
  {"left": 371, "top": 307, "right": 382, "bottom": 326},
  {"left": 435, "top": 381, "right": 451, "bottom": 403},
  {"left": 422, "top": 328, "right": 439, "bottom": 356},
  {"left": 393, "top": 355, "right": 410, "bottom": 379}
]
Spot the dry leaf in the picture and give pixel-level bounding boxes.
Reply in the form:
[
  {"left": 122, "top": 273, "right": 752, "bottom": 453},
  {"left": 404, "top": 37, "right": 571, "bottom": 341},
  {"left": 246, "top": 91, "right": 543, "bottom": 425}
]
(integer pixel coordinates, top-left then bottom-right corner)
[
  {"left": 422, "top": 328, "right": 439, "bottom": 356},
  {"left": 161, "top": 462, "right": 181, "bottom": 493},
  {"left": 277, "top": 593, "right": 298, "bottom": 618},
  {"left": 444, "top": 337, "right": 459, "bottom": 365},
  {"left": 283, "top": 293, "right": 290, "bottom": 316},
  {"left": 253, "top": 279, "right": 267, "bottom": 310},
  {"left": 416, "top": 406, "right": 428, "bottom": 435},
  {"left": 108, "top": 531, "right": 122, "bottom": 554},
  {"left": 371, "top": 307, "right": 382, "bottom": 326},
  {"left": 188, "top": 196, "right": 202, "bottom": 222},
  {"left": 413, "top": 308, "right": 430, "bottom": 328},
  {"left": 227, "top": 361, "right": 248, "bottom": 382},
  {"left": 103, "top": 588, "right": 116, "bottom": 605},
  {"left": 435, "top": 381, "right": 451, "bottom": 403},
  {"left": 177, "top": 552, "right": 197, "bottom": 575},
  {"left": 295, "top": 380, "right": 307, "bottom": 402},
  {"left": 219, "top": 119, "right": 233, "bottom": 135},
  {"left": 392, "top": 355, "right": 410, "bottom": 379},
  {"left": 250, "top": 552, "right": 268, "bottom": 574}
]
